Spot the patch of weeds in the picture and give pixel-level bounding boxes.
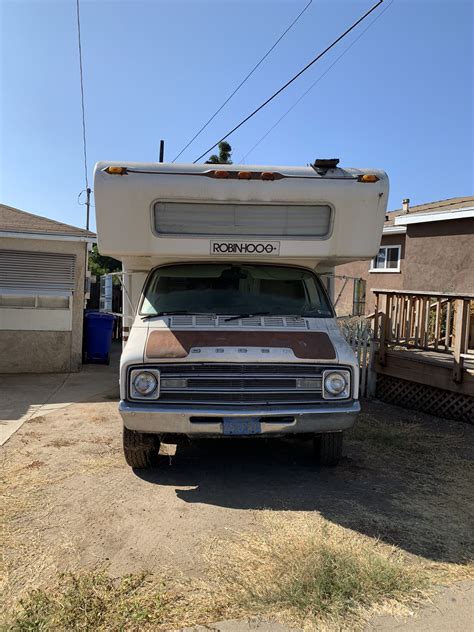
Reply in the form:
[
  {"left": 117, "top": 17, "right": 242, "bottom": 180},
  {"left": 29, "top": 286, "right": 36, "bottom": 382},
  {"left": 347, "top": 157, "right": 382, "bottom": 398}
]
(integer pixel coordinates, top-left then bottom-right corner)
[
  {"left": 88, "top": 415, "right": 109, "bottom": 424},
  {"left": 46, "top": 439, "right": 76, "bottom": 448},
  {"left": 28, "top": 416, "right": 45, "bottom": 425},
  {"left": 4, "top": 572, "right": 171, "bottom": 631},
  {"left": 23, "top": 461, "right": 45, "bottom": 470},
  {"left": 208, "top": 513, "right": 429, "bottom": 629}
]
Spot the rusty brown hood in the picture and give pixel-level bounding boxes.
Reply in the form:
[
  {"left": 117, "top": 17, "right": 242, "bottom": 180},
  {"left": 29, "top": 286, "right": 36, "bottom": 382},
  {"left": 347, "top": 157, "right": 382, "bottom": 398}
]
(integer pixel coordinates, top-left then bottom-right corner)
[{"left": 145, "top": 329, "right": 336, "bottom": 361}]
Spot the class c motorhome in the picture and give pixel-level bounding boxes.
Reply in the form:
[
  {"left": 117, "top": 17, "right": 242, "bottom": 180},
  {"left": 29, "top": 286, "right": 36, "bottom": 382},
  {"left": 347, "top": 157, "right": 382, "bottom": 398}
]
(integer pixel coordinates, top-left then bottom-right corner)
[{"left": 94, "top": 159, "right": 389, "bottom": 467}]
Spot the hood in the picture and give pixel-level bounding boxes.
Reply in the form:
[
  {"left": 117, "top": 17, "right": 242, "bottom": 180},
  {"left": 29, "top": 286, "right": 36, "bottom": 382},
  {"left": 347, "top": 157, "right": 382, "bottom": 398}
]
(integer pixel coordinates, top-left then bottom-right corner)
[{"left": 137, "top": 315, "right": 338, "bottom": 364}]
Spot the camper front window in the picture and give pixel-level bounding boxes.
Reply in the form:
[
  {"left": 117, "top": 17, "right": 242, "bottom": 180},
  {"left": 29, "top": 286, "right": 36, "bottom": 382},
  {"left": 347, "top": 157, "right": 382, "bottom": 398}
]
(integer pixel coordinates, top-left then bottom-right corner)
[{"left": 141, "top": 264, "right": 333, "bottom": 318}]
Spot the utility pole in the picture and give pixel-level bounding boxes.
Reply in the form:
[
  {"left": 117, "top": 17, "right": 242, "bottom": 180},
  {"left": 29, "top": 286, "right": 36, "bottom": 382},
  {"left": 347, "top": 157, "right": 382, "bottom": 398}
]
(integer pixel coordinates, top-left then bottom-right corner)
[
  {"left": 85, "top": 187, "right": 91, "bottom": 231},
  {"left": 159, "top": 140, "right": 165, "bottom": 163}
]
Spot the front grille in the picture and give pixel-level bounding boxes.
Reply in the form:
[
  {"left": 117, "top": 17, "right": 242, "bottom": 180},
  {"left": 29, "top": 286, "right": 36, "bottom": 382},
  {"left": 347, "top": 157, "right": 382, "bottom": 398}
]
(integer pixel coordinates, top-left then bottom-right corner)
[
  {"left": 159, "top": 391, "right": 324, "bottom": 405},
  {"left": 128, "top": 363, "right": 340, "bottom": 406},
  {"left": 186, "top": 378, "right": 306, "bottom": 390}
]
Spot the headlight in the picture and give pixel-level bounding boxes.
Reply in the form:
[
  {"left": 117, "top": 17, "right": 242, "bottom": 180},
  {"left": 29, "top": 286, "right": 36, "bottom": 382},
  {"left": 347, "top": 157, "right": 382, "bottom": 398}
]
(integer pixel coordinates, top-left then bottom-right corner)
[
  {"left": 134, "top": 372, "right": 157, "bottom": 394},
  {"left": 130, "top": 369, "right": 160, "bottom": 399},
  {"left": 323, "top": 370, "right": 350, "bottom": 399}
]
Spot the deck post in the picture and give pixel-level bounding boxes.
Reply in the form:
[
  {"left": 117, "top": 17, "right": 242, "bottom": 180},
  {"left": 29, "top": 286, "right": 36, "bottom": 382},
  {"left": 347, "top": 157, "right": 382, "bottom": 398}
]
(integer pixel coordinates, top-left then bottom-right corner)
[
  {"left": 378, "top": 294, "right": 388, "bottom": 366},
  {"left": 453, "top": 299, "right": 469, "bottom": 383},
  {"left": 367, "top": 332, "right": 378, "bottom": 398}
]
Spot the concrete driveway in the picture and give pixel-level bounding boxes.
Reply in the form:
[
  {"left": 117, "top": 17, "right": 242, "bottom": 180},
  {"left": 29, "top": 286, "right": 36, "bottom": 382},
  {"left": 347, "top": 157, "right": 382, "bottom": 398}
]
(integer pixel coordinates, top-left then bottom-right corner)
[{"left": 0, "top": 341, "right": 120, "bottom": 445}]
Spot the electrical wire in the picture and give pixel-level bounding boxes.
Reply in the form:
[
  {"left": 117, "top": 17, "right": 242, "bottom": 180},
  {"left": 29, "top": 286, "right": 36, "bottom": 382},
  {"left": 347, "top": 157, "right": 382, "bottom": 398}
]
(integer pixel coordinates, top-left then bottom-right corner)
[
  {"left": 76, "top": 0, "right": 89, "bottom": 189},
  {"left": 172, "top": 0, "right": 313, "bottom": 163},
  {"left": 240, "top": 0, "right": 393, "bottom": 162},
  {"left": 193, "top": 0, "right": 384, "bottom": 164}
]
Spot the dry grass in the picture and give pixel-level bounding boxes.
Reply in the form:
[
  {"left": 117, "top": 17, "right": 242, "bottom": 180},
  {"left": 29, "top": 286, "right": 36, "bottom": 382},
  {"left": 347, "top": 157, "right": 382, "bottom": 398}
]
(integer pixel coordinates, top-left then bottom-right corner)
[
  {"left": 206, "top": 513, "right": 433, "bottom": 630},
  {"left": 345, "top": 411, "right": 474, "bottom": 566},
  {"left": 46, "top": 438, "right": 76, "bottom": 448},
  {"left": 3, "top": 512, "right": 449, "bottom": 632},
  {"left": 1, "top": 447, "right": 122, "bottom": 610}
]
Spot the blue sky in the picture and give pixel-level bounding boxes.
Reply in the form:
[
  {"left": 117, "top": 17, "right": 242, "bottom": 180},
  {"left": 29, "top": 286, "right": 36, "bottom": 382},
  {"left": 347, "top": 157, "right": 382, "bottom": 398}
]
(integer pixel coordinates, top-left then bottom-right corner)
[{"left": 1, "top": 0, "right": 472, "bottom": 231}]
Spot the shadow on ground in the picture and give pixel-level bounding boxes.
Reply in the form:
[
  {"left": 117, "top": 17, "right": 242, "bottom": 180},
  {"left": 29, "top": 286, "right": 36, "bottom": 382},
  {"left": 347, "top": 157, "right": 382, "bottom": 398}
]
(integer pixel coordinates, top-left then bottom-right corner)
[{"left": 136, "top": 400, "right": 474, "bottom": 565}]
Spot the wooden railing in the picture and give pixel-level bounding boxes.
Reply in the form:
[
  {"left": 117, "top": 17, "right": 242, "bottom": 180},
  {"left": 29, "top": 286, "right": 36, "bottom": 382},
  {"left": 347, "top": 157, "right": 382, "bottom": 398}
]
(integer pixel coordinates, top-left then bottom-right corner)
[{"left": 373, "top": 290, "right": 473, "bottom": 383}]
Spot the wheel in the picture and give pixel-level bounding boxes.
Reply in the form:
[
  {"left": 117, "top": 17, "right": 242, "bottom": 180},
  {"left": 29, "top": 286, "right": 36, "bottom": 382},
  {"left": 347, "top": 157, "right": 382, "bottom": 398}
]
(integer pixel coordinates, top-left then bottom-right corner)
[
  {"left": 123, "top": 427, "right": 160, "bottom": 468},
  {"left": 313, "top": 432, "right": 343, "bottom": 466}
]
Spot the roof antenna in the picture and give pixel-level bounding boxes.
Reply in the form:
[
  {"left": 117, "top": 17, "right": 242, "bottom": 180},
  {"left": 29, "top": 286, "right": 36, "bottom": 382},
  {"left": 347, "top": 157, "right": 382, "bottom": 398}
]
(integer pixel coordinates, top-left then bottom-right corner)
[{"left": 159, "top": 140, "right": 165, "bottom": 163}]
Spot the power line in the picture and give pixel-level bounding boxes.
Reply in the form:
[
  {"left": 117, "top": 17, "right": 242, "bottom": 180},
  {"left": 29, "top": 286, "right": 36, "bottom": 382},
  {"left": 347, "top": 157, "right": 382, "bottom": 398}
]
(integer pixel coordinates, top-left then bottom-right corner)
[
  {"left": 240, "top": 0, "right": 394, "bottom": 162},
  {"left": 172, "top": 0, "right": 313, "bottom": 163},
  {"left": 193, "top": 0, "right": 384, "bottom": 164},
  {"left": 76, "top": 0, "right": 89, "bottom": 189}
]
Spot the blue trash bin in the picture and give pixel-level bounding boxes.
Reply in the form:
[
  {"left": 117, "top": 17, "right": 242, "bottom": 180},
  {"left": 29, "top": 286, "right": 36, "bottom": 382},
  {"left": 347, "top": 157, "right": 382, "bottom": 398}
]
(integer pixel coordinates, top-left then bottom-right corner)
[{"left": 84, "top": 311, "right": 116, "bottom": 364}]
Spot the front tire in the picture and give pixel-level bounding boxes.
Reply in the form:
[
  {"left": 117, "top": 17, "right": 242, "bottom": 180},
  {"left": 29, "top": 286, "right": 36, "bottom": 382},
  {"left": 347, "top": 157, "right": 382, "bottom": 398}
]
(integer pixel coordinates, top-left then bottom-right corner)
[
  {"left": 313, "top": 432, "right": 343, "bottom": 466},
  {"left": 123, "top": 427, "right": 160, "bottom": 468}
]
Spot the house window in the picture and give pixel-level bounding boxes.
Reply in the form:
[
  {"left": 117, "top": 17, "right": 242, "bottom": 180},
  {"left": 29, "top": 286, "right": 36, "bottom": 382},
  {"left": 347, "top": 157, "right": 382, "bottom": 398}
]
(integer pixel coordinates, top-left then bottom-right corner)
[
  {"left": 0, "top": 292, "right": 71, "bottom": 309},
  {"left": 370, "top": 245, "right": 401, "bottom": 272}
]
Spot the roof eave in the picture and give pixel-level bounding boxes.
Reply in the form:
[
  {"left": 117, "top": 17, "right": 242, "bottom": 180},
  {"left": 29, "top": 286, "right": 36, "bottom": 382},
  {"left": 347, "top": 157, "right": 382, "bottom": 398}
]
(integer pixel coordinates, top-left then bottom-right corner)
[
  {"left": 394, "top": 207, "right": 474, "bottom": 226},
  {"left": 0, "top": 230, "right": 96, "bottom": 243},
  {"left": 382, "top": 225, "right": 406, "bottom": 235}
]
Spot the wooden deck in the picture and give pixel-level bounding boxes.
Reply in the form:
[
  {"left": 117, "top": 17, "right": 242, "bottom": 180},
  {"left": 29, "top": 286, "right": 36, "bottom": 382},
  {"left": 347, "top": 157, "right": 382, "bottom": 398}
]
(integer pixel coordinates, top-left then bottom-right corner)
[{"left": 376, "top": 348, "right": 474, "bottom": 397}]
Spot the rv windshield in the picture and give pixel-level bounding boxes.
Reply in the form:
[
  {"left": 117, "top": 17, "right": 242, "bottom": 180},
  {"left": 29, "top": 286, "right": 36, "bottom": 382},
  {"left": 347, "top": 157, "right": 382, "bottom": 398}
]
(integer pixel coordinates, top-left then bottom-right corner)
[{"left": 141, "top": 264, "right": 333, "bottom": 318}]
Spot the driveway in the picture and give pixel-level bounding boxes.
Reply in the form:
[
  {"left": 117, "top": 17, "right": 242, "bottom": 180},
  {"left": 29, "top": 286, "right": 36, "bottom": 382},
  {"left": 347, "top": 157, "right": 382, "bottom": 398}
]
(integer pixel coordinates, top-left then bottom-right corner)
[{"left": 0, "top": 341, "right": 120, "bottom": 445}]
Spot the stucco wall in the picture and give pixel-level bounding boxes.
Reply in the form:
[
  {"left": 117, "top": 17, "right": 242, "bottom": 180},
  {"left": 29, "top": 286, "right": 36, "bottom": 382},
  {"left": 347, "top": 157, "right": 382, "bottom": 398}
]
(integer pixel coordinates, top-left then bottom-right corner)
[
  {"left": 403, "top": 218, "right": 474, "bottom": 293},
  {"left": 0, "top": 331, "right": 73, "bottom": 373},
  {"left": 0, "top": 236, "right": 87, "bottom": 373}
]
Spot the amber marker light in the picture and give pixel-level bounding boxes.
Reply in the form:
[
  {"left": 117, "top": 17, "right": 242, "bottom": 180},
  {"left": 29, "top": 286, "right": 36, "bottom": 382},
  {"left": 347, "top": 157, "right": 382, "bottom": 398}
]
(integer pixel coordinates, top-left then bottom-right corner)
[
  {"left": 261, "top": 172, "right": 275, "bottom": 180},
  {"left": 105, "top": 166, "right": 128, "bottom": 175},
  {"left": 237, "top": 171, "right": 252, "bottom": 180},
  {"left": 358, "top": 174, "right": 379, "bottom": 183},
  {"left": 214, "top": 170, "right": 230, "bottom": 179}
]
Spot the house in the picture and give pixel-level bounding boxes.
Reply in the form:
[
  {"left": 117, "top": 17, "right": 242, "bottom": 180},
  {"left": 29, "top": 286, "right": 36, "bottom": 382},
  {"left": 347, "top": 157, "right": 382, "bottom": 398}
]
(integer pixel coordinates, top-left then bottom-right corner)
[
  {"left": 334, "top": 196, "right": 474, "bottom": 315},
  {"left": 0, "top": 204, "right": 96, "bottom": 373}
]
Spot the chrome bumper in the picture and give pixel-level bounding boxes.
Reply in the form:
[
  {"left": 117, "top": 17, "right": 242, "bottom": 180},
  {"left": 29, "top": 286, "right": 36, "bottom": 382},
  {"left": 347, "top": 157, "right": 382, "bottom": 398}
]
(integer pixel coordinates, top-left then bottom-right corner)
[{"left": 119, "top": 400, "right": 360, "bottom": 436}]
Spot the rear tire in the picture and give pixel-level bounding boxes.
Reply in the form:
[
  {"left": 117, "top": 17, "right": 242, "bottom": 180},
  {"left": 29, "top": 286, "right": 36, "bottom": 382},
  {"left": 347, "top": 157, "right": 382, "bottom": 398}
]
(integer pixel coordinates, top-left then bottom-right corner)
[
  {"left": 123, "top": 427, "right": 160, "bottom": 468},
  {"left": 313, "top": 432, "right": 343, "bottom": 466}
]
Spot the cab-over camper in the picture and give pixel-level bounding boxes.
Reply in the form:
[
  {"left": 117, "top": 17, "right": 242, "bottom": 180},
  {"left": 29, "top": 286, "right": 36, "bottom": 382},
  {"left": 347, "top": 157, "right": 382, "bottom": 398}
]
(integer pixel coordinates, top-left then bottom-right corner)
[{"left": 94, "top": 159, "right": 389, "bottom": 467}]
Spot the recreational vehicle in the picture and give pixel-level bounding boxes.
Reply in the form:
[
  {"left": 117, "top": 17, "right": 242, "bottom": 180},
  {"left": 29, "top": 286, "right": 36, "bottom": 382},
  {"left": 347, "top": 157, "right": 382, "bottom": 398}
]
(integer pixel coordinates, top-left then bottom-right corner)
[{"left": 94, "top": 159, "right": 389, "bottom": 467}]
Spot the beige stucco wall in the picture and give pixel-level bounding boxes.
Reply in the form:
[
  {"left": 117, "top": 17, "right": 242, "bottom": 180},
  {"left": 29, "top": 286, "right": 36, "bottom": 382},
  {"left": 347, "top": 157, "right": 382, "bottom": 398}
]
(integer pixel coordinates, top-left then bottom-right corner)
[
  {"left": 0, "top": 236, "right": 87, "bottom": 373},
  {"left": 403, "top": 218, "right": 474, "bottom": 293}
]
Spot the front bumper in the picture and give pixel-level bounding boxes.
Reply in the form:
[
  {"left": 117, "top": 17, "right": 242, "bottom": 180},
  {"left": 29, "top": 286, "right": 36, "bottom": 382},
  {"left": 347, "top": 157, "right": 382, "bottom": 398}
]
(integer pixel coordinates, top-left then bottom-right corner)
[{"left": 119, "top": 400, "right": 360, "bottom": 436}]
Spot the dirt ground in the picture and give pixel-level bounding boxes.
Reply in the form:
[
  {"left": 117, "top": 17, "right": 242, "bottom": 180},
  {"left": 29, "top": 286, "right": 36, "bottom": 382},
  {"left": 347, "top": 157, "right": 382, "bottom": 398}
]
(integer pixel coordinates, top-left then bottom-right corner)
[{"left": 2, "top": 392, "right": 473, "bottom": 626}]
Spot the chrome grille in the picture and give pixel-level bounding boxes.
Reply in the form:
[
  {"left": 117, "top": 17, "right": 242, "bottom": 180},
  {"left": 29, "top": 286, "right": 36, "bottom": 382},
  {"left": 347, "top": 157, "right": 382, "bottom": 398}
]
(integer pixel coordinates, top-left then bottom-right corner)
[
  {"left": 159, "top": 392, "right": 324, "bottom": 404},
  {"left": 130, "top": 363, "right": 331, "bottom": 406}
]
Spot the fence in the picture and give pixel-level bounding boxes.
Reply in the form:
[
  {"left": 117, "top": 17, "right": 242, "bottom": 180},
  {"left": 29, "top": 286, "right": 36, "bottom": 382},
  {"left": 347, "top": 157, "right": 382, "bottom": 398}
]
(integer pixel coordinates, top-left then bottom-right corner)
[
  {"left": 338, "top": 316, "right": 375, "bottom": 398},
  {"left": 374, "top": 290, "right": 473, "bottom": 383}
]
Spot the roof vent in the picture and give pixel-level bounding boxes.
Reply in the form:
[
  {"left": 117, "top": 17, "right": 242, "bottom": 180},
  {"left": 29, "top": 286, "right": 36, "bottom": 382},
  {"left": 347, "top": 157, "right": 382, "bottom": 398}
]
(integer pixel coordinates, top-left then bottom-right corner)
[
  {"left": 312, "top": 158, "right": 340, "bottom": 176},
  {"left": 402, "top": 198, "right": 410, "bottom": 213}
]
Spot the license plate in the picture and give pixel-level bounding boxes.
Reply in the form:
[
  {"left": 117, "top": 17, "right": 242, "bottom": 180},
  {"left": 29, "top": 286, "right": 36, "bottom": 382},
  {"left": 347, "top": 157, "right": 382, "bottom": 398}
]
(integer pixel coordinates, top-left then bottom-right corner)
[{"left": 222, "top": 417, "right": 261, "bottom": 435}]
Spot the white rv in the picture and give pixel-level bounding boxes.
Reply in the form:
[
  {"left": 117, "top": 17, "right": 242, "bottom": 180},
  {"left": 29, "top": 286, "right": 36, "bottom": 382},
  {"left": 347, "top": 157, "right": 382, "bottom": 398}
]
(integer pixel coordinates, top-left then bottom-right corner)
[{"left": 94, "top": 159, "right": 388, "bottom": 467}]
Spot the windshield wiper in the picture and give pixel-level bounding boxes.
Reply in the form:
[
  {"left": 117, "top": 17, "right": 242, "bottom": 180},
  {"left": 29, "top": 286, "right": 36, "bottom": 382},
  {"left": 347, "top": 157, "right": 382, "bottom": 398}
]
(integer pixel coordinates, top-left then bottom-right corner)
[
  {"left": 141, "top": 311, "right": 216, "bottom": 320},
  {"left": 223, "top": 312, "right": 270, "bottom": 322}
]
